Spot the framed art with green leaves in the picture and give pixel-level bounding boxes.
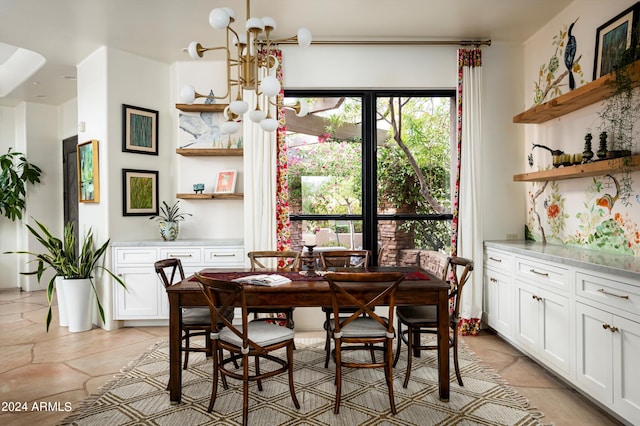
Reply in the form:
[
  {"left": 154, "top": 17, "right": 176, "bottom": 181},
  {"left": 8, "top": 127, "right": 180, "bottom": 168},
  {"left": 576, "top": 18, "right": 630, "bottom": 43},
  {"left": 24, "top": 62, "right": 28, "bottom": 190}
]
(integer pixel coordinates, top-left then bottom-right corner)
[
  {"left": 122, "top": 169, "right": 158, "bottom": 216},
  {"left": 122, "top": 104, "right": 158, "bottom": 155},
  {"left": 78, "top": 140, "right": 99, "bottom": 202}
]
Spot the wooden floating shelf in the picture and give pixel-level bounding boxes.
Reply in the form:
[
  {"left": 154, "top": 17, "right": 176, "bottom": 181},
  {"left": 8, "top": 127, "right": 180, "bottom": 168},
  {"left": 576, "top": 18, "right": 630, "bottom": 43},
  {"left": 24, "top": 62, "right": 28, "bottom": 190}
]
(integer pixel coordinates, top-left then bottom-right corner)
[
  {"left": 176, "top": 148, "right": 243, "bottom": 156},
  {"left": 175, "top": 103, "right": 228, "bottom": 112},
  {"left": 513, "top": 154, "right": 640, "bottom": 182},
  {"left": 513, "top": 60, "right": 640, "bottom": 124},
  {"left": 177, "top": 193, "right": 244, "bottom": 200}
]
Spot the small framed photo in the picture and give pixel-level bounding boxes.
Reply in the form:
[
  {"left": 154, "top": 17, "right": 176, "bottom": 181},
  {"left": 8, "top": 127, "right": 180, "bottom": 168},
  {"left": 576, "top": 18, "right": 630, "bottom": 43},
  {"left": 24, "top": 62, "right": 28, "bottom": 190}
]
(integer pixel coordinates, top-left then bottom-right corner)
[
  {"left": 122, "top": 169, "right": 158, "bottom": 216},
  {"left": 593, "top": 2, "right": 640, "bottom": 80},
  {"left": 77, "top": 140, "right": 99, "bottom": 203},
  {"left": 215, "top": 170, "right": 237, "bottom": 194},
  {"left": 122, "top": 104, "right": 158, "bottom": 155}
]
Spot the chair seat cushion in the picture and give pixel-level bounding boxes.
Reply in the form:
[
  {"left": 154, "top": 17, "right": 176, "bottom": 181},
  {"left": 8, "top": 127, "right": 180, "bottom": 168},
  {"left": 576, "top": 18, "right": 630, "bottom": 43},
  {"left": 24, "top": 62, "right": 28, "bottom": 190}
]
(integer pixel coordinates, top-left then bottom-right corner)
[
  {"left": 182, "top": 306, "right": 234, "bottom": 325},
  {"left": 219, "top": 321, "right": 295, "bottom": 347},
  {"left": 330, "top": 316, "right": 390, "bottom": 338},
  {"left": 396, "top": 305, "right": 438, "bottom": 325}
]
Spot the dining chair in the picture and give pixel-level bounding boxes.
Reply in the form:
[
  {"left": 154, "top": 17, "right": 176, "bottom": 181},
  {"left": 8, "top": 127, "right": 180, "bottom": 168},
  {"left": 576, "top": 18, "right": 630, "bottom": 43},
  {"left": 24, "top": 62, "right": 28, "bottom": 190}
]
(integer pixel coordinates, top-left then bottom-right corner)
[
  {"left": 393, "top": 256, "right": 474, "bottom": 388},
  {"left": 247, "top": 250, "right": 301, "bottom": 329},
  {"left": 195, "top": 272, "right": 300, "bottom": 426},
  {"left": 319, "top": 249, "right": 371, "bottom": 368},
  {"left": 325, "top": 271, "right": 405, "bottom": 414}
]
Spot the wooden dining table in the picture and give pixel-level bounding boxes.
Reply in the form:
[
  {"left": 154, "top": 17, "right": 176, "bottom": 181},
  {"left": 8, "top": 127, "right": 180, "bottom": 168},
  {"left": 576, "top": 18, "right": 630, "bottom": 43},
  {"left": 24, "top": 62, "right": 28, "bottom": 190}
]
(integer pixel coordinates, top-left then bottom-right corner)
[{"left": 166, "top": 266, "right": 451, "bottom": 403}]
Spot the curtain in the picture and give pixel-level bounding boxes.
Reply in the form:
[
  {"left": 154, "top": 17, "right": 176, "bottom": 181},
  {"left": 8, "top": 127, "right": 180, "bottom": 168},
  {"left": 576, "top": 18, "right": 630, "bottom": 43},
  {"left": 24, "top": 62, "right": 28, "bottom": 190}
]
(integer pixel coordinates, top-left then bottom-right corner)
[
  {"left": 274, "top": 50, "right": 292, "bottom": 253},
  {"left": 451, "top": 48, "right": 484, "bottom": 336}
]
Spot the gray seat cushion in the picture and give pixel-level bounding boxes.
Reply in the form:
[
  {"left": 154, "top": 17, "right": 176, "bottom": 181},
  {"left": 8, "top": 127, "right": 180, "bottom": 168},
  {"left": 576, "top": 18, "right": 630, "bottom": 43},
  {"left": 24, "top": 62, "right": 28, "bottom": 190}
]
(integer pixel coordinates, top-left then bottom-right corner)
[
  {"left": 219, "top": 321, "right": 295, "bottom": 347},
  {"left": 329, "top": 316, "right": 390, "bottom": 338},
  {"left": 182, "top": 306, "right": 234, "bottom": 326},
  {"left": 396, "top": 305, "right": 438, "bottom": 325}
]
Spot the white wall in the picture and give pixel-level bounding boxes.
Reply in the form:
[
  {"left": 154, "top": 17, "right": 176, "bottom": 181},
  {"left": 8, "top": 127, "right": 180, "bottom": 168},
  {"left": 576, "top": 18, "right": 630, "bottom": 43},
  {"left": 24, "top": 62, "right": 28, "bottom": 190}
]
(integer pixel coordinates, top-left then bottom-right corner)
[{"left": 0, "top": 106, "right": 19, "bottom": 287}]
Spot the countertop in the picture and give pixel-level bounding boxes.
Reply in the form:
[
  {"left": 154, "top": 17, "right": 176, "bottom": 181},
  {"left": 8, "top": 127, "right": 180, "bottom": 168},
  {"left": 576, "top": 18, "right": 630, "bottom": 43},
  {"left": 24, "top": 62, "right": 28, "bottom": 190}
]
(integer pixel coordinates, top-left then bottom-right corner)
[
  {"left": 111, "top": 239, "right": 244, "bottom": 247},
  {"left": 485, "top": 240, "right": 640, "bottom": 281}
]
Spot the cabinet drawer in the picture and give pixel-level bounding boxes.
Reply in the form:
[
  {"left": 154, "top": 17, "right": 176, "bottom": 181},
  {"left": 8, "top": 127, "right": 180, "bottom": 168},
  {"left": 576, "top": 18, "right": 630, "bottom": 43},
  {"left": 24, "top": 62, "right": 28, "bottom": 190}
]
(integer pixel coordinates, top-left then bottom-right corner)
[
  {"left": 114, "top": 248, "right": 157, "bottom": 265},
  {"left": 576, "top": 271, "right": 640, "bottom": 315},
  {"left": 204, "top": 248, "right": 244, "bottom": 266},
  {"left": 159, "top": 248, "right": 202, "bottom": 265},
  {"left": 484, "top": 249, "right": 514, "bottom": 273},
  {"left": 515, "top": 257, "right": 569, "bottom": 292}
]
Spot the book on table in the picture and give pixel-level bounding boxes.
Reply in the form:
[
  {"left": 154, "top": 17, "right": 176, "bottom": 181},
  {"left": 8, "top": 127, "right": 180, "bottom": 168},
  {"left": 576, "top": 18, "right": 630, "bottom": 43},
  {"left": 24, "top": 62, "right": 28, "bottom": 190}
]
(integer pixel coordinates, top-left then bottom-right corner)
[{"left": 232, "top": 274, "right": 292, "bottom": 286}]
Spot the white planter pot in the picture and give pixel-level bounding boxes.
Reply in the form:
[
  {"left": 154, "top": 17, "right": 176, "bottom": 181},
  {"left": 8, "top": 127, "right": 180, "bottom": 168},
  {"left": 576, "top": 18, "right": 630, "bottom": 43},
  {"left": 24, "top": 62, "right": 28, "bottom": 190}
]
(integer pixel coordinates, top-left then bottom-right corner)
[
  {"left": 54, "top": 276, "right": 68, "bottom": 327},
  {"left": 61, "top": 278, "right": 94, "bottom": 332}
]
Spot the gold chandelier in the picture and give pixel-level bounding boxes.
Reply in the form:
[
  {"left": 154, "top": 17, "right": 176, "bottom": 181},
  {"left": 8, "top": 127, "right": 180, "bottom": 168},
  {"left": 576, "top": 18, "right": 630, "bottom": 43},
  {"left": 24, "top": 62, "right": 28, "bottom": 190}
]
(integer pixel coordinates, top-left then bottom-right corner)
[{"left": 180, "top": 0, "right": 311, "bottom": 133}]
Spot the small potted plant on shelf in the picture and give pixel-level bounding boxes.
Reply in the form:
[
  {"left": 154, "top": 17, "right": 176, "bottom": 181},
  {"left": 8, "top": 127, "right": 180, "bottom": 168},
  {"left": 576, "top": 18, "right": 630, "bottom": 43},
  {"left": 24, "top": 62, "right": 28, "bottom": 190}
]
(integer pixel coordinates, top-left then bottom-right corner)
[
  {"left": 4, "top": 219, "right": 126, "bottom": 332},
  {"left": 149, "top": 200, "right": 192, "bottom": 241}
]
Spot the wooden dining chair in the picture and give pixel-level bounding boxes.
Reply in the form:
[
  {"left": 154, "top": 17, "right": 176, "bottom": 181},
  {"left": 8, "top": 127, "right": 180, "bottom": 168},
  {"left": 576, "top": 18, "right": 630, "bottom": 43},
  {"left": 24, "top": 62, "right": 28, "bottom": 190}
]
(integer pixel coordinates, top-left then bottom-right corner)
[
  {"left": 195, "top": 272, "right": 300, "bottom": 426},
  {"left": 393, "top": 256, "right": 474, "bottom": 388},
  {"left": 246, "top": 250, "right": 301, "bottom": 329},
  {"left": 319, "top": 250, "right": 371, "bottom": 368},
  {"left": 325, "top": 271, "right": 405, "bottom": 414}
]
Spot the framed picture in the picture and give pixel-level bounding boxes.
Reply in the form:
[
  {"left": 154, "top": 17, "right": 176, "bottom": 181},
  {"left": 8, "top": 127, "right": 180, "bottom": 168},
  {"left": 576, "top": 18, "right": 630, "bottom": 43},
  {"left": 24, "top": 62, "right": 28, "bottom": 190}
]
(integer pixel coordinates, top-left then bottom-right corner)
[
  {"left": 214, "top": 170, "right": 237, "bottom": 193},
  {"left": 122, "top": 169, "right": 158, "bottom": 216},
  {"left": 77, "top": 140, "right": 100, "bottom": 203},
  {"left": 593, "top": 2, "right": 640, "bottom": 80},
  {"left": 122, "top": 104, "right": 158, "bottom": 155}
]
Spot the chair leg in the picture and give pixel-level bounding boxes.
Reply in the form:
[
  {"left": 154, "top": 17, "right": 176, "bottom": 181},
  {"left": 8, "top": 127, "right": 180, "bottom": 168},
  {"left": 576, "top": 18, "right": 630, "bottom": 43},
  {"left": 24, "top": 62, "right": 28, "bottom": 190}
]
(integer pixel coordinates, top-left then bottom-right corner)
[
  {"left": 453, "top": 329, "right": 463, "bottom": 386},
  {"left": 385, "top": 337, "right": 397, "bottom": 414},
  {"left": 183, "top": 331, "right": 190, "bottom": 370},
  {"left": 287, "top": 342, "right": 300, "bottom": 409},
  {"left": 393, "top": 318, "right": 403, "bottom": 367},
  {"left": 208, "top": 343, "right": 220, "bottom": 413},
  {"left": 324, "top": 312, "right": 332, "bottom": 368},
  {"left": 255, "top": 355, "right": 263, "bottom": 391},
  {"left": 403, "top": 325, "right": 413, "bottom": 389},
  {"left": 334, "top": 338, "right": 342, "bottom": 414},
  {"left": 242, "top": 353, "right": 250, "bottom": 426}
]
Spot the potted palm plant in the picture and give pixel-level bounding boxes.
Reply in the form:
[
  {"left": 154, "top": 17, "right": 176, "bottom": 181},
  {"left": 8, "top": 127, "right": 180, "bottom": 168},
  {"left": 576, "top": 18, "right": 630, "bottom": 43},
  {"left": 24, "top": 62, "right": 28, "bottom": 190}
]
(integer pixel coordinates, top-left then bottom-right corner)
[
  {"left": 149, "top": 200, "right": 191, "bottom": 241},
  {"left": 5, "top": 219, "right": 126, "bottom": 332}
]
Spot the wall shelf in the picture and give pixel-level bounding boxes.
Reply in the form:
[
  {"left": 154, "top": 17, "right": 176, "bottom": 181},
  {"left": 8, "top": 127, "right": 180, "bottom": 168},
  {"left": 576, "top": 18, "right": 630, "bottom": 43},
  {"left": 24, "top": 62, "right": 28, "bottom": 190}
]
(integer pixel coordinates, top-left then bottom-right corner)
[
  {"left": 513, "top": 60, "right": 640, "bottom": 124},
  {"left": 177, "top": 193, "right": 244, "bottom": 200},
  {"left": 175, "top": 103, "right": 228, "bottom": 113},
  {"left": 176, "top": 148, "right": 243, "bottom": 156},
  {"left": 513, "top": 154, "right": 640, "bottom": 182}
]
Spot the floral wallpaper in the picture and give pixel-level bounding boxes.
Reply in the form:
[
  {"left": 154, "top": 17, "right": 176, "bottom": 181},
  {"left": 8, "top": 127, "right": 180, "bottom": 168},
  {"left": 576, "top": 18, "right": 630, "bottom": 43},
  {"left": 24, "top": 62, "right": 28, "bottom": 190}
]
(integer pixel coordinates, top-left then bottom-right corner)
[{"left": 526, "top": 173, "right": 640, "bottom": 256}]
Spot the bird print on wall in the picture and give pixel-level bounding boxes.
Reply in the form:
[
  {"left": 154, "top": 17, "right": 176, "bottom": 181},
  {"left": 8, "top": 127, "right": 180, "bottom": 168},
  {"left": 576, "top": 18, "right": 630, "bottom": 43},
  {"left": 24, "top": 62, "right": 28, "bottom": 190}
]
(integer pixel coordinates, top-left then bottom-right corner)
[
  {"left": 596, "top": 174, "right": 620, "bottom": 214},
  {"left": 178, "top": 90, "right": 223, "bottom": 148},
  {"left": 564, "top": 18, "right": 578, "bottom": 90}
]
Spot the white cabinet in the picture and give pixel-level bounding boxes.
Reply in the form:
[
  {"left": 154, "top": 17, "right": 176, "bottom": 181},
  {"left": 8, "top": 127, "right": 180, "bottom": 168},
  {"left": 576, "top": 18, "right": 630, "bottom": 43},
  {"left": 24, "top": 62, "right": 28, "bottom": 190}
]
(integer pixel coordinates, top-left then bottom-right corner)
[
  {"left": 575, "top": 271, "right": 640, "bottom": 424},
  {"left": 513, "top": 256, "right": 571, "bottom": 377},
  {"left": 112, "top": 242, "right": 244, "bottom": 321},
  {"left": 483, "top": 248, "right": 514, "bottom": 338}
]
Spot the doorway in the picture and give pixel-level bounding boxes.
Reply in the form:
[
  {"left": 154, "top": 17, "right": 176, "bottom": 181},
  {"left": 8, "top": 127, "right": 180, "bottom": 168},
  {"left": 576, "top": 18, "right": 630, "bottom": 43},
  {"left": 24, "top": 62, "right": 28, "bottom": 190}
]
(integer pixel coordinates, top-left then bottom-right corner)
[{"left": 63, "top": 136, "right": 79, "bottom": 252}]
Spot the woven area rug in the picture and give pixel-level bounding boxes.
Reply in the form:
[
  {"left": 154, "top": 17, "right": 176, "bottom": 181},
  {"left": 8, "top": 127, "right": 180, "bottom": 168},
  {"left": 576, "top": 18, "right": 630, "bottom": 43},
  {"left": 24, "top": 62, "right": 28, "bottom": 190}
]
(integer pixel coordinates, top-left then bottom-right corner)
[{"left": 59, "top": 338, "right": 544, "bottom": 425}]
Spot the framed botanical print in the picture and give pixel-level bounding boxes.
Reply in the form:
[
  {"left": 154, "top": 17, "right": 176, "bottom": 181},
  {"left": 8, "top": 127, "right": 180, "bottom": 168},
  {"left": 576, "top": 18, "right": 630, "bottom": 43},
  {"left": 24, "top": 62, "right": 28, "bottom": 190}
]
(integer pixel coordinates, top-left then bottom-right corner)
[
  {"left": 593, "top": 2, "right": 640, "bottom": 80},
  {"left": 122, "top": 169, "right": 158, "bottom": 216},
  {"left": 122, "top": 104, "right": 158, "bottom": 155},
  {"left": 77, "top": 140, "right": 99, "bottom": 203}
]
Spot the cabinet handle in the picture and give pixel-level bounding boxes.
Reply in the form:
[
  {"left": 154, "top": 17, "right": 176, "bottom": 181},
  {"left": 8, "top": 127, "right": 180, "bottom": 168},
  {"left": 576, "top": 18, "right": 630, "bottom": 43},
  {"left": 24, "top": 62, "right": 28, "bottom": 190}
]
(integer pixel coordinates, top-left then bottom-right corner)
[
  {"left": 531, "top": 294, "right": 542, "bottom": 301},
  {"left": 213, "top": 253, "right": 236, "bottom": 257},
  {"left": 169, "top": 253, "right": 193, "bottom": 258},
  {"left": 490, "top": 277, "right": 497, "bottom": 282},
  {"left": 529, "top": 269, "right": 549, "bottom": 277},
  {"left": 489, "top": 257, "right": 502, "bottom": 263},
  {"left": 602, "top": 323, "right": 619, "bottom": 333},
  {"left": 597, "top": 288, "right": 629, "bottom": 300}
]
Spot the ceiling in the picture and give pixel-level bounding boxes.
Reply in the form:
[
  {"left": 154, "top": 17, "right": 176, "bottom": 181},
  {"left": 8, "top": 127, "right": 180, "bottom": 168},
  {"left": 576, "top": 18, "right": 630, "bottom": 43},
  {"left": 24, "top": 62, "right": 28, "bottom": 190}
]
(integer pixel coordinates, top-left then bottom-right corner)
[{"left": 0, "top": 0, "right": 572, "bottom": 107}]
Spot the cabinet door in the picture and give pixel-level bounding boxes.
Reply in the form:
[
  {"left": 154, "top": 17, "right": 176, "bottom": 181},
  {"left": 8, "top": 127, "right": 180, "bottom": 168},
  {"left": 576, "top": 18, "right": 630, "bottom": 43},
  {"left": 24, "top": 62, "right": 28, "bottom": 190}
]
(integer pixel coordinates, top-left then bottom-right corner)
[
  {"left": 613, "top": 315, "right": 640, "bottom": 423},
  {"left": 485, "top": 268, "right": 513, "bottom": 338},
  {"left": 515, "top": 280, "right": 540, "bottom": 352},
  {"left": 576, "top": 302, "right": 613, "bottom": 403},
  {"left": 539, "top": 287, "right": 571, "bottom": 374},
  {"left": 114, "top": 266, "right": 163, "bottom": 319}
]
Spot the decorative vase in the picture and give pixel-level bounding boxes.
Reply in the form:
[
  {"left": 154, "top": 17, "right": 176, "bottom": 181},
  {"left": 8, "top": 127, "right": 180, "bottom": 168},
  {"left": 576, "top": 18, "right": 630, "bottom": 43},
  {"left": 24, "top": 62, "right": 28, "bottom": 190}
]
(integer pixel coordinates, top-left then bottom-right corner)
[
  {"left": 55, "top": 276, "right": 68, "bottom": 327},
  {"left": 61, "top": 278, "right": 93, "bottom": 333},
  {"left": 160, "top": 221, "right": 179, "bottom": 241}
]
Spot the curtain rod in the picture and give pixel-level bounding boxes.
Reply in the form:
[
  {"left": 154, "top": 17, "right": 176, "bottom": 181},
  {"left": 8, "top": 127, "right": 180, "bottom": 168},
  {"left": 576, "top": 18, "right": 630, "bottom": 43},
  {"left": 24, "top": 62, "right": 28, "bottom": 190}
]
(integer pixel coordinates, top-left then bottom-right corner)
[{"left": 269, "top": 39, "right": 491, "bottom": 47}]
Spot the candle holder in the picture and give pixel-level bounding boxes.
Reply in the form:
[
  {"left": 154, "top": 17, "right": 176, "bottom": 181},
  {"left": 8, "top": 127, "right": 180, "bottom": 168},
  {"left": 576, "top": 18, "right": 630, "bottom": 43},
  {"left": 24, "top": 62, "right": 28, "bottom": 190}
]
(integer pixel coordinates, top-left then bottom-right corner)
[{"left": 303, "top": 244, "right": 318, "bottom": 276}]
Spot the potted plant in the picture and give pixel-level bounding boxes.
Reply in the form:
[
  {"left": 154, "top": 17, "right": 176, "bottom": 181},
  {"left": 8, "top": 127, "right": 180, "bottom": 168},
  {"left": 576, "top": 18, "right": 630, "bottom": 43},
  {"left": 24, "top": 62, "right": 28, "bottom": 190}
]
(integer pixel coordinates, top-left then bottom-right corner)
[
  {"left": 0, "top": 148, "right": 42, "bottom": 221},
  {"left": 5, "top": 219, "right": 126, "bottom": 332},
  {"left": 149, "top": 200, "right": 192, "bottom": 241}
]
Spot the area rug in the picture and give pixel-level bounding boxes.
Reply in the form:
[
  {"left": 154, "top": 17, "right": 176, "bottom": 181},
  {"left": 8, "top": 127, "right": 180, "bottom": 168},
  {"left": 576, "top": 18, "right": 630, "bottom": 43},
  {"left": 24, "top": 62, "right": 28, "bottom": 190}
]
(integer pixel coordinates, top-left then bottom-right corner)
[{"left": 59, "top": 338, "right": 544, "bottom": 425}]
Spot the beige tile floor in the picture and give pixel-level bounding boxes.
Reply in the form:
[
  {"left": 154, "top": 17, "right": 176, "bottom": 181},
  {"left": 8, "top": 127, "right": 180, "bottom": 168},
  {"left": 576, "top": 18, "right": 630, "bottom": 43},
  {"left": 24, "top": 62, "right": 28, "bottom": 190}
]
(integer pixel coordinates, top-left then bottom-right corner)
[{"left": 0, "top": 288, "right": 624, "bottom": 426}]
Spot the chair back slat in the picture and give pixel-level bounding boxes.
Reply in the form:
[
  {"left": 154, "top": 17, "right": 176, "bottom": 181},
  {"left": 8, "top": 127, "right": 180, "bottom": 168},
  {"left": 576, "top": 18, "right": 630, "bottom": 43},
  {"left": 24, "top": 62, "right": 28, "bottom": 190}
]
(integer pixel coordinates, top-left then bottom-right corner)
[
  {"left": 320, "top": 250, "right": 370, "bottom": 270},
  {"left": 442, "top": 256, "right": 474, "bottom": 323},
  {"left": 248, "top": 250, "right": 301, "bottom": 272},
  {"left": 154, "top": 258, "right": 185, "bottom": 289}
]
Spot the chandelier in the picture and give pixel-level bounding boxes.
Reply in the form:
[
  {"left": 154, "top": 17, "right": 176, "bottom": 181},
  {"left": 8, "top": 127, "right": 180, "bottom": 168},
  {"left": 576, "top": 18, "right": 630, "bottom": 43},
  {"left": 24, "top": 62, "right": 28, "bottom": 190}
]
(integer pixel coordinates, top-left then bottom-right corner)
[{"left": 180, "top": 0, "right": 311, "bottom": 133}]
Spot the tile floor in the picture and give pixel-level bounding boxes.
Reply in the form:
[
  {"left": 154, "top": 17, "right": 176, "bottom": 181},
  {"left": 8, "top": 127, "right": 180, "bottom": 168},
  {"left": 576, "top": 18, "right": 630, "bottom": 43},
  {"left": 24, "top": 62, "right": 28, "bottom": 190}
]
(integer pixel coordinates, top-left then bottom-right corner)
[{"left": 0, "top": 288, "right": 624, "bottom": 426}]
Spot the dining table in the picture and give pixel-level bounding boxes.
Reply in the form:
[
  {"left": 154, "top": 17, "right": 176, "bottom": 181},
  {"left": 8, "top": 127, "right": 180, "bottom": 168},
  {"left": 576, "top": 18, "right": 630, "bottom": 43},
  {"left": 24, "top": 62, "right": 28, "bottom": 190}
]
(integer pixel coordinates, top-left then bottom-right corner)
[{"left": 166, "top": 266, "right": 451, "bottom": 404}]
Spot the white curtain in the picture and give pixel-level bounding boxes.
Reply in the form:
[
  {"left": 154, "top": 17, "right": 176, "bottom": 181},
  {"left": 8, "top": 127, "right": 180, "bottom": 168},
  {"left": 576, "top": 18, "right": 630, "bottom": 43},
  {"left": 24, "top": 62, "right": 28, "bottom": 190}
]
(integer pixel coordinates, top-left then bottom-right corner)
[
  {"left": 242, "top": 90, "right": 277, "bottom": 267},
  {"left": 456, "top": 49, "right": 484, "bottom": 330}
]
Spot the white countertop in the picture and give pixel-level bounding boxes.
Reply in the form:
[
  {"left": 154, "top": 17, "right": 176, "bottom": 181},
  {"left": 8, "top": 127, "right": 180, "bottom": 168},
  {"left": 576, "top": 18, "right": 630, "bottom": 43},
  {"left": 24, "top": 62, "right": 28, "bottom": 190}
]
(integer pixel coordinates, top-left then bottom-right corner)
[
  {"left": 485, "top": 240, "right": 640, "bottom": 281},
  {"left": 111, "top": 239, "right": 244, "bottom": 247}
]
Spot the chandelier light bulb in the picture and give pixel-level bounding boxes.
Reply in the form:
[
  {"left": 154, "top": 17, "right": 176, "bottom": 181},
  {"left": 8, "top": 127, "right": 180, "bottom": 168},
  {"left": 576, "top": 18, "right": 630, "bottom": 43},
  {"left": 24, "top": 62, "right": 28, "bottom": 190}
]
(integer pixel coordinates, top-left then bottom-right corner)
[
  {"left": 261, "top": 16, "right": 277, "bottom": 32},
  {"left": 296, "top": 100, "right": 309, "bottom": 117},
  {"left": 260, "top": 117, "right": 279, "bottom": 132},
  {"left": 259, "top": 75, "right": 281, "bottom": 97},
  {"left": 187, "top": 42, "right": 202, "bottom": 59},
  {"left": 221, "top": 7, "right": 236, "bottom": 23},
  {"left": 180, "top": 85, "right": 196, "bottom": 104},
  {"left": 209, "top": 8, "right": 231, "bottom": 30},
  {"left": 221, "top": 120, "right": 240, "bottom": 135},
  {"left": 249, "top": 108, "right": 267, "bottom": 123},
  {"left": 230, "top": 100, "right": 249, "bottom": 115},
  {"left": 297, "top": 27, "right": 312, "bottom": 48},
  {"left": 246, "top": 17, "right": 265, "bottom": 32},
  {"left": 266, "top": 55, "right": 279, "bottom": 70}
]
